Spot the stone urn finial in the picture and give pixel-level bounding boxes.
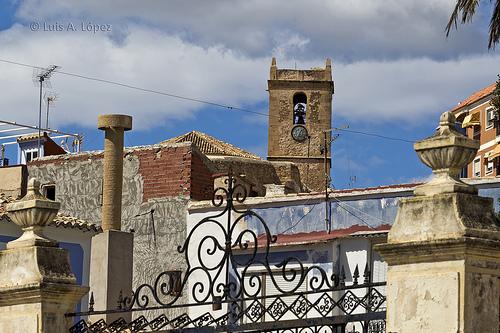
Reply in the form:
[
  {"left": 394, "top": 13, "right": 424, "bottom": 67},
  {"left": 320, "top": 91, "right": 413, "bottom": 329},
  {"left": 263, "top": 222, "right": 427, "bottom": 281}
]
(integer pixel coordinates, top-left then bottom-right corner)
[
  {"left": 413, "top": 111, "right": 480, "bottom": 196},
  {"left": 5, "top": 178, "right": 60, "bottom": 249}
]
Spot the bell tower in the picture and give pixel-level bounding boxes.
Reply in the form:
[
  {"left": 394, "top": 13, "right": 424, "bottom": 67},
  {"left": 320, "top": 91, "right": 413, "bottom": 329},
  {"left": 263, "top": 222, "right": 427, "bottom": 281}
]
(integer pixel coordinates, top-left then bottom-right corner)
[{"left": 267, "top": 58, "right": 333, "bottom": 192}]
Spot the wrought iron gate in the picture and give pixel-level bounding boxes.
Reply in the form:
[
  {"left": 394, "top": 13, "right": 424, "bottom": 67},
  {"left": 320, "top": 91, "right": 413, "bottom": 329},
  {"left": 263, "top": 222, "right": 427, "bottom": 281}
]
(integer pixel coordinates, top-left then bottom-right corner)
[{"left": 68, "top": 174, "right": 386, "bottom": 333}]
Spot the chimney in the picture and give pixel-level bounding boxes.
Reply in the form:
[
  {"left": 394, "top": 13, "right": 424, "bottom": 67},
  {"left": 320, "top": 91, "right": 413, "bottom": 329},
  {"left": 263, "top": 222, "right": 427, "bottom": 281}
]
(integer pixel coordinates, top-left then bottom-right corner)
[{"left": 97, "top": 114, "right": 132, "bottom": 231}]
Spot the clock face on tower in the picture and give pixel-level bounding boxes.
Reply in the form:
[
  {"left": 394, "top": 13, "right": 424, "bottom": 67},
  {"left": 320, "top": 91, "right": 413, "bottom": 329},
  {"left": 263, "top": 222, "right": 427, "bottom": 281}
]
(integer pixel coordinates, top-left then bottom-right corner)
[{"left": 291, "top": 125, "right": 308, "bottom": 142}]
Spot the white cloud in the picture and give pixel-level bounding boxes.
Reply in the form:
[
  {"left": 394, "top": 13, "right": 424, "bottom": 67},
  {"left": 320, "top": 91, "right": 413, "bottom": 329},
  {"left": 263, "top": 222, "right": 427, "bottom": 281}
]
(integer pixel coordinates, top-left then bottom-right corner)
[
  {"left": 14, "top": 0, "right": 492, "bottom": 60},
  {"left": 334, "top": 54, "right": 500, "bottom": 124},
  {"left": 0, "top": 24, "right": 269, "bottom": 129},
  {"left": 0, "top": 22, "right": 498, "bottom": 133}
]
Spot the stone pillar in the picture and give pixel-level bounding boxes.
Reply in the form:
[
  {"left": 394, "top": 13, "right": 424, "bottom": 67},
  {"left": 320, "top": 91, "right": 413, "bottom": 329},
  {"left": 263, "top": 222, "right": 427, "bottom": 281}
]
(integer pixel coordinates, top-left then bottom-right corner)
[
  {"left": 89, "top": 230, "right": 133, "bottom": 323},
  {"left": 376, "top": 112, "right": 500, "bottom": 332},
  {"left": 90, "top": 114, "right": 133, "bottom": 323},
  {"left": 0, "top": 179, "right": 88, "bottom": 332},
  {"left": 97, "top": 114, "right": 132, "bottom": 231}
]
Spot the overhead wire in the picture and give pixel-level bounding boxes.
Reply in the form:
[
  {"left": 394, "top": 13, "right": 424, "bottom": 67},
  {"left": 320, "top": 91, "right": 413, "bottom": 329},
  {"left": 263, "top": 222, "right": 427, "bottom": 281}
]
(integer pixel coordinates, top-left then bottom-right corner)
[
  {"left": 330, "top": 195, "right": 391, "bottom": 225},
  {"left": 278, "top": 203, "right": 318, "bottom": 235},
  {"left": 0, "top": 57, "right": 420, "bottom": 144},
  {"left": 0, "top": 58, "right": 268, "bottom": 117},
  {"left": 331, "top": 128, "right": 415, "bottom": 143},
  {"left": 329, "top": 195, "right": 378, "bottom": 230}
]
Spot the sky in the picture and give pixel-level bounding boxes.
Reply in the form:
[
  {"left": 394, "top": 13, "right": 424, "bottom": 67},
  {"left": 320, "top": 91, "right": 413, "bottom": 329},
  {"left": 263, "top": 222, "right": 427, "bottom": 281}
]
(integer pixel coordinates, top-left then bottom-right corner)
[{"left": 0, "top": 0, "right": 498, "bottom": 189}]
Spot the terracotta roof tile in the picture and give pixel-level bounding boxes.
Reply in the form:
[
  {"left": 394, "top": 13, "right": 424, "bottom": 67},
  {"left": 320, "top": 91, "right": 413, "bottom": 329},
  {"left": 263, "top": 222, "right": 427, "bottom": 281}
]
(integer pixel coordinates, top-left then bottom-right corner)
[
  {"left": 330, "top": 183, "right": 421, "bottom": 195},
  {"left": 16, "top": 132, "right": 48, "bottom": 142},
  {"left": 161, "top": 131, "right": 260, "bottom": 159},
  {"left": 252, "top": 224, "right": 390, "bottom": 248},
  {"left": 449, "top": 82, "right": 496, "bottom": 113}
]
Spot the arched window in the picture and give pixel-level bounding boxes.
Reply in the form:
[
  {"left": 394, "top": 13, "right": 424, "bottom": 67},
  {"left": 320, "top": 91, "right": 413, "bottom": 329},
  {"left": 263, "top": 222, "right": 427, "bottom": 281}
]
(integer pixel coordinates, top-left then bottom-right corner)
[{"left": 293, "top": 93, "right": 307, "bottom": 125}]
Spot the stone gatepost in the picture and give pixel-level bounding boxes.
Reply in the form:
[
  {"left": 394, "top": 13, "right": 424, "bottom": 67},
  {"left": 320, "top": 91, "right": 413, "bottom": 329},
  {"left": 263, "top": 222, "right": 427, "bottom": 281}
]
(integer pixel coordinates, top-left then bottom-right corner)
[
  {"left": 0, "top": 178, "right": 88, "bottom": 332},
  {"left": 376, "top": 112, "right": 500, "bottom": 332}
]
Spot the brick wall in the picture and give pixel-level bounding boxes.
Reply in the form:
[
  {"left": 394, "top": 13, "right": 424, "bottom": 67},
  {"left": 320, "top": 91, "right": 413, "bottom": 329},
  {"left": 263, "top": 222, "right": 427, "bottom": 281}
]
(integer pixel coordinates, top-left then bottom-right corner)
[
  {"left": 135, "top": 144, "right": 214, "bottom": 201},
  {"left": 29, "top": 142, "right": 215, "bottom": 202},
  {"left": 136, "top": 146, "right": 192, "bottom": 201},
  {"left": 190, "top": 150, "right": 214, "bottom": 200}
]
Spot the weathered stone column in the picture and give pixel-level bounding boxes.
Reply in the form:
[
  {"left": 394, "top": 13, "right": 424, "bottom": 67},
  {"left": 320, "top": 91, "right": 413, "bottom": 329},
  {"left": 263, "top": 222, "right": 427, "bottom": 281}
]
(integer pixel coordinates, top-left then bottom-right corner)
[
  {"left": 90, "top": 114, "right": 133, "bottom": 323},
  {"left": 98, "top": 114, "right": 132, "bottom": 231},
  {"left": 376, "top": 112, "right": 500, "bottom": 332},
  {"left": 0, "top": 178, "right": 88, "bottom": 332}
]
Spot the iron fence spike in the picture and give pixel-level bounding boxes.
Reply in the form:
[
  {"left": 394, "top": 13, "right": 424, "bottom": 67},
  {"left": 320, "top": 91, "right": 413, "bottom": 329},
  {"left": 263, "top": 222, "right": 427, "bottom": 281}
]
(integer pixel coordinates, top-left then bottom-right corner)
[
  {"left": 353, "top": 264, "right": 359, "bottom": 285},
  {"left": 363, "top": 262, "right": 371, "bottom": 284},
  {"left": 89, "top": 292, "right": 94, "bottom": 312}
]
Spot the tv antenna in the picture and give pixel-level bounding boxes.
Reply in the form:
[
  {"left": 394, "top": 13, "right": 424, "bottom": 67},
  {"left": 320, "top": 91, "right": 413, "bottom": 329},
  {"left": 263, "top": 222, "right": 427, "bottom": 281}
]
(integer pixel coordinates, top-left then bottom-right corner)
[
  {"left": 33, "top": 65, "right": 59, "bottom": 156},
  {"left": 44, "top": 91, "right": 58, "bottom": 129}
]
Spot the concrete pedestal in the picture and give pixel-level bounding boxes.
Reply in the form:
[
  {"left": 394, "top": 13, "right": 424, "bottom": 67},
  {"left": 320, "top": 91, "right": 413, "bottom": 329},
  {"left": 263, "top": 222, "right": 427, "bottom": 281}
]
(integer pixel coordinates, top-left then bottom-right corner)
[
  {"left": 89, "top": 230, "right": 134, "bottom": 323},
  {"left": 375, "top": 112, "right": 500, "bottom": 333},
  {"left": 0, "top": 245, "right": 88, "bottom": 332},
  {"left": 377, "top": 193, "right": 500, "bottom": 333}
]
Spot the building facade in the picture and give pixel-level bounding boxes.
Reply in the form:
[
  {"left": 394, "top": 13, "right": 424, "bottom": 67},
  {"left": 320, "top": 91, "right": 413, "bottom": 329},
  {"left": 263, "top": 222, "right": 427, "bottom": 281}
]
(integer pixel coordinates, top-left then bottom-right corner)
[{"left": 452, "top": 82, "right": 499, "bottom": 177}]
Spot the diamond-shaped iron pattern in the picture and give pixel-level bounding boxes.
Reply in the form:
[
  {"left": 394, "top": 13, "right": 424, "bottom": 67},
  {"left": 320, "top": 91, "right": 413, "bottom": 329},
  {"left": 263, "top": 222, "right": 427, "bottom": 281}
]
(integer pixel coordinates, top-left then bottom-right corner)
[
  {"left": 360, "top": 287, "right": 387, "bottom": 313},
  {"left": 126, "top": 315, "right": 149, "bottom": 331},
  {"left": 88, "top": 318, "right": 107, "bottom": 332},
  {"left": 170, "top": 313, "right": 191, "bottom": 329},
  {"left": 107, "top": 317, "right": 127, "bottom": 332},
  {"left": 313, "top": 292, "right": 337, "bottom": 317},
  {"left": 148, "top": 314, "right": 169, "bottom": 331},
  {"left": 193, "top": 312, "right": 215, "bottom": 327},
  {"left": 289, "top": 294, "right": 313, "bottom": 319},
  {"left": 266, "top": 297, "right": 289, "bottom": 321},
  {"left": 337, "top": 290, "right": 362, "bottom": 315},
  {"left": 245, "top": 300, "right": 266, "bottom": 322},
  {"left": 69, "top": 320, "right": 88, "bottom": 333}
]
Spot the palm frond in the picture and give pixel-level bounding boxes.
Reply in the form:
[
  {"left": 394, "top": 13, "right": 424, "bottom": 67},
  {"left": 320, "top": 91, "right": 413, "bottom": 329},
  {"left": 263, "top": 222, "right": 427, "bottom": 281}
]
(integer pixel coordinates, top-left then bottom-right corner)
[
  {"left": 446, "top": 0, "right": 500, "bottom": 49},
  {"left": 446, "top": 1, "right": 480, "bottom": 37},
  {"left": 489, "top": 0, "right": 500, "bottom": 48}
]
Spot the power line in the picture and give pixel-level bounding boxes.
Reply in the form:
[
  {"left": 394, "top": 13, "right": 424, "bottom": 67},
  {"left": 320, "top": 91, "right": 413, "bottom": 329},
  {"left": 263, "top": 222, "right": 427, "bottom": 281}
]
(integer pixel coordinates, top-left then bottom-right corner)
[
  {"left": 0, "top": 58, "right": 268, "bottom": 117},
  {"left": 0, "top": 57, "right": 417, "bottom": 143},
  {"left": 330, "top": 195, "right": 391, "bottom": 225},
  {"left": 331, "top": 128, "right": 415, "bottom": 143},
  {"left": 278, "top": 203, "right": 318, "bottom": 234},
  {"left": 329, "top": 196, "right": 378, "bottom": 230}
]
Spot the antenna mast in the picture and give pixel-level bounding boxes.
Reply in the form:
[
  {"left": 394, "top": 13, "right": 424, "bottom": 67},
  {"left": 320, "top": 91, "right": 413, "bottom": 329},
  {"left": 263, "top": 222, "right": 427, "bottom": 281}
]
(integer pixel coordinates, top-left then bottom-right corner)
[
  {"left": 44, "top": 92, "right": 58, "bottom": 129},
  {"left": 34, "top": 65, "right": 59, "bottom": 156},
  {"left": 322, "top": 125, "right": 348, "bottom": 233}
]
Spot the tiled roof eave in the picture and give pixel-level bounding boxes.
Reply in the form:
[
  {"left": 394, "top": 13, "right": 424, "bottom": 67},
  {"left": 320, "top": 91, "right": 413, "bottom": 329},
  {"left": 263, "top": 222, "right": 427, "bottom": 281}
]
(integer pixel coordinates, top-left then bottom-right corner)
[{"left": 0, "top": 211, "right": 101, "bottom": 233}]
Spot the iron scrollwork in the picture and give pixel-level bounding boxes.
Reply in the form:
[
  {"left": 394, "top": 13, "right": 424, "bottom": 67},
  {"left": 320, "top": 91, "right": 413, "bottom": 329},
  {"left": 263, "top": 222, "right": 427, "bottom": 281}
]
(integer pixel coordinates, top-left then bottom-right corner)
[
  {"left": 119, "top": 173, "right": 355, "bottom": 311},
  {"left": 68, "top": 172, "right": 387, "bottom": 332}
]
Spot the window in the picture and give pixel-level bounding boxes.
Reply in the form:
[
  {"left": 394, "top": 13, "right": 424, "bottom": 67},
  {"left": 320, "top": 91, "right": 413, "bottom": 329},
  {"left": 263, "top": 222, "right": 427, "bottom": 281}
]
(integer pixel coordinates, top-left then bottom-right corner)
[
  {"left": 43, "top": 185, "right": 56, "bottom": 200},
  {"left": 454, "top": 122, "right": 467, "bottom": 136},
  {"left": 293, "top": 93, "right": 307, "bottom": 125},
  {"left": 473, "top": 125, "right": 481, "bottom": 140},
  {"left": 459, "top": 166, "right": 468, "bottom": 178},
  {"left": 486, "top": 160, "right": 494, "bottom": 175},
  {"left": 25, "top": 150, "right": 38, "bottom": 163},
  {"left": 473, "top": 157, "right": 481, "bottom": 177},
  {"left": 486, "top": 107, "right": 496, "bottom": 129}
]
